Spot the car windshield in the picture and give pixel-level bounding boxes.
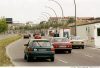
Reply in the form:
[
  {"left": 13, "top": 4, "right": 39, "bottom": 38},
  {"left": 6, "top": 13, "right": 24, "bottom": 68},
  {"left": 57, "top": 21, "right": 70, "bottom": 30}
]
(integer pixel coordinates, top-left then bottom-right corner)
[
  {"left": 32, "top": 41, "right": 51, "bottom": 46},
  {"left": 70, "top": 36, "right": 82, "bottom": 40},
  {"left": 53, "top": 38, "right": 69, "bottom": 42},
  {"left": 35, "top": 35, "right": 40, "bottom": 37}
]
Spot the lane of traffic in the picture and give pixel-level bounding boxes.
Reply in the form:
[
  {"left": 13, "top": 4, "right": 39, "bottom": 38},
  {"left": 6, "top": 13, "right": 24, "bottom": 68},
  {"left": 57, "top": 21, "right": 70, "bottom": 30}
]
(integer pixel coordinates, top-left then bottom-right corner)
[
  {"left": 7, "top": 35, "right": 65, "bottom": 66},
  {"left": 7, "top": 35, "right": 100, "bottom": 66},
  {"left": 43, "top": 36, "right": 100, "bottom": 66}
]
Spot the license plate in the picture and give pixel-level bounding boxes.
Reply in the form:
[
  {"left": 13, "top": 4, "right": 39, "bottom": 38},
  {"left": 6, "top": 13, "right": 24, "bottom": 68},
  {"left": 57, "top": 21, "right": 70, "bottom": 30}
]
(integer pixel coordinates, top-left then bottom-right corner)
[
  {"left": 39, "top": 49, "right": 46, "bottom": 51},
  {"left": 75, "top": 42, "right": 79, "bottom": 43},
  {"left": 59, "top": 45, "right": 66, "bottom": 47}
]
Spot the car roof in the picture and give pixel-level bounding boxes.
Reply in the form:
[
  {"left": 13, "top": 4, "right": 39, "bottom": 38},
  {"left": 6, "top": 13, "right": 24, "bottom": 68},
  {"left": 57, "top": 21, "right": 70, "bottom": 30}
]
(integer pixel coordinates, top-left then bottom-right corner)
[
  {"left": 30, "top": 39, "right": 49, "bottom": 41},
  {"left": 50, "top": 37, "right": 67, "bottom": 39}
]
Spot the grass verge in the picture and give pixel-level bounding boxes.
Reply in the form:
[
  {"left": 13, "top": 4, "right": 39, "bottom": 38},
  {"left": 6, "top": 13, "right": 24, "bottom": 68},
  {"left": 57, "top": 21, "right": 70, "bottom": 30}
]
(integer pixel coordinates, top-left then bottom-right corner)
[{"left": 0, "top": 34, "right": 23, "bottom": 66}]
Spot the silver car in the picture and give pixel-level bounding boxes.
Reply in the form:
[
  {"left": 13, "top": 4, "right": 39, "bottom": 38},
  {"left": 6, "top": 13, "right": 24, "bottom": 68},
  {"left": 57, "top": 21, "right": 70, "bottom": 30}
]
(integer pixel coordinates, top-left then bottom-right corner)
[{"left": 69, "top": 36, "right": 84, "bottom": 49}]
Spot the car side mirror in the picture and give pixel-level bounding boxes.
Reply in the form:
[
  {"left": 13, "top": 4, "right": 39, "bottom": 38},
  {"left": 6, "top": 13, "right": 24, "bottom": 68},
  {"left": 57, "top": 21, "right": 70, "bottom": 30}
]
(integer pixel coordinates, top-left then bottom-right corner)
[{"left": 24, "top": 44, "right": 28, "bottom": 46}]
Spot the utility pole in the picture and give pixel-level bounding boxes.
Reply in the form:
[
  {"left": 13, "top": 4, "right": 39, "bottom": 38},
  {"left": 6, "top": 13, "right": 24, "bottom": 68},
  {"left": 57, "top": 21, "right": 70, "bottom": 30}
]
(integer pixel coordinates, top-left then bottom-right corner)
[{"left": 74, "top": 0, "right": 76, "bottom": 36}]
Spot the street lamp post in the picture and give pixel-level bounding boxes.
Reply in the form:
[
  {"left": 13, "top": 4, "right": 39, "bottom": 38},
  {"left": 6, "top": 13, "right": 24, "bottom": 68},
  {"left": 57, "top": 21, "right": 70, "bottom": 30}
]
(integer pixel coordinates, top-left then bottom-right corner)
[
  {"left": 41, "top": 12, "right": 51, "bottom": 35},
  {"left": 49, "top": 0, "right": 64, "bottom": 37},
  {"left": 45, "top": 6, "right": 58, "bottom": 37},
  {"left": 41, "top": 14, "right": 49, "bottom": 20},
  {"left": 42, "top": 12, "right": 51, "bottom": 18},
  {"left": 74, "top": 0, "right": 76, "bottom": 36},
  {"left": 42, "top": 12, "right": 51, "bottom": 23}
]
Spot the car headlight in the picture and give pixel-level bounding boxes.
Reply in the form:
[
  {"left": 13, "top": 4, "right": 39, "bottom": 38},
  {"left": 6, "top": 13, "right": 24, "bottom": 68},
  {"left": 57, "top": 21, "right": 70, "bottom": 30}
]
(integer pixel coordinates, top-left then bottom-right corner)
[{"left": 34, "top": 49, "right": 37, "bottom": 51}]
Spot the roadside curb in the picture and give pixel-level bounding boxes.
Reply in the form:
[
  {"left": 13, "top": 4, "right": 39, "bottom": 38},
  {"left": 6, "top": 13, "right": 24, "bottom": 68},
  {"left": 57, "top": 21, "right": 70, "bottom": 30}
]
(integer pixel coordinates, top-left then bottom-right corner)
[{"left": 6, "top": 37, "right": 23, "bottom": 66}]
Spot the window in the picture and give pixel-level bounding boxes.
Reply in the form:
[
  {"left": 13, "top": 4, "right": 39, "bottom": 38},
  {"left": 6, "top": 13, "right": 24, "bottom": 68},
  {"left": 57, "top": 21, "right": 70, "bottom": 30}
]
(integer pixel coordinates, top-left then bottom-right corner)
[
  {"left": 88, "top": 27, "right": 90, "bottom": 33},
  {"left": 32, "top": 41, "right": 51, "bottom": 46},
  {"left": 53, "top": 38, "right": 69, "bottom": 42},
  {"left": 97, "top": 28, "right": 100, "bottom": 36},
  {"left": 70, "top": 36, "right": 82, "bottom": 40}
]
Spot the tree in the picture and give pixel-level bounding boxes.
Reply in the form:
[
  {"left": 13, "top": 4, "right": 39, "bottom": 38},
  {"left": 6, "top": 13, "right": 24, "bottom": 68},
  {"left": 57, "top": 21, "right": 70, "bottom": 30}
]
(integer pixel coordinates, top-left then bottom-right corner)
[
  {"left": 64, "top": 22, "right": 68, "bottom": 27},
  {"left": 40, "top": 21, "right": 44, "bottom": 24},
  {"left": 19, "top": 26, "right": 24, "bottom": 30},
  {"left": 0, "top": 17, "right": 8, "bottom": 33},
  {"left": 67, "top": 17, "right": 75, "bottom": 24}
]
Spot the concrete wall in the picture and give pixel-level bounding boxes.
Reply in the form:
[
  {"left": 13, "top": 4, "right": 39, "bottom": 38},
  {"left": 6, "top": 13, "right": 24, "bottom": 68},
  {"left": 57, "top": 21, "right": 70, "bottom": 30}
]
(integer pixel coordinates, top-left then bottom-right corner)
[{"left": 69, "top": 27, "right": 75, "bottom": 36}]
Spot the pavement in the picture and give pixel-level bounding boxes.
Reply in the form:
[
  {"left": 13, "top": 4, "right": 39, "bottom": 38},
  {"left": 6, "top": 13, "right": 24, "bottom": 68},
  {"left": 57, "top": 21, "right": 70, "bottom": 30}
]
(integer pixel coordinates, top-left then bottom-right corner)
[{"left": 5, "top": 35, "right": 100, "bottom": 66}]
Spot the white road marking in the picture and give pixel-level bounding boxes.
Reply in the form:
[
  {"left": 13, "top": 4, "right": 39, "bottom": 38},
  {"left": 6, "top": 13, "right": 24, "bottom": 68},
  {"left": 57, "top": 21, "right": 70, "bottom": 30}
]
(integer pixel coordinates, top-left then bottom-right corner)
[
  {"left": 84, "top": 54, "right": 93, "bottom": 57},
  {"left": 72, "top": 51, "right": 78, "bottom": 53},
  {"left": 87, "top": 47, "right": 100, "bottom": 50},
  {"left": 91, "top": 48, "right": 96, "bottom": 49},
  {"left": 58, "top": 59, "right": 68, "bottom": 63}
]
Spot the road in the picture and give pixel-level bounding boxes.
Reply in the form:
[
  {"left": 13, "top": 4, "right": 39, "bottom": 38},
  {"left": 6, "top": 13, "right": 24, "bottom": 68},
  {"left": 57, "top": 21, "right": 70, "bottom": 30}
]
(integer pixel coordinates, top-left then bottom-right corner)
[
  {"left": 6, "top": 35, "right": 100, "bottom": 66},
  {"left": 0, "top": 34, "right": 18, "bottom": 40}
]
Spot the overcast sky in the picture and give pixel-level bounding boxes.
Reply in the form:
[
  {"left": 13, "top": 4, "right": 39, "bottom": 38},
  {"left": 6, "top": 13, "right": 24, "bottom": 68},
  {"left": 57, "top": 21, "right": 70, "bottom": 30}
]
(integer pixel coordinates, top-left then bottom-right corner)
[{"left": 0, "top": 0, "right": 100, "bottom": 24}]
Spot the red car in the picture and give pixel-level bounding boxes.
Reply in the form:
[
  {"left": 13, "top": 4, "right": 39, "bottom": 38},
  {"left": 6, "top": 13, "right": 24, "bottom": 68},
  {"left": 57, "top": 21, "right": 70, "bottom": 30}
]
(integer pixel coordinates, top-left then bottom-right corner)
[
  {"left": 24, "top": 34, "right": 29, "bottom": 39},
  {"left": 34, "top": 34, "right": 42, "bottom": 39},
  {"left": 50, "top": 37, "right": 72, "bottom": 53}
]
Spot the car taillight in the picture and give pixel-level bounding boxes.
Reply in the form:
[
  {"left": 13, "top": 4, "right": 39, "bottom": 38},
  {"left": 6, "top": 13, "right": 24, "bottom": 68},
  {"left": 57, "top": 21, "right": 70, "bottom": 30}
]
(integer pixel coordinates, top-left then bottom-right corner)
[
  {"left": 51, "top": 48, "right": 54, "bottom": 51},
  {"left": 70, "top": 42, "right": 73, "bottom": 44},
  {"left": 53, "top": 45, "right": 56, "bottom": 48},
  {"left": 67, "top": 45, "right": 72, "bottom": 48},
  {"left": 82, "top": 42, "right": 84, "bottom": 44},
  {"left": 29, "top": 48, "right": 33, "bottom": 51},
  {"left": 69, "top": 45, "right": 72, "bottom": 47}
]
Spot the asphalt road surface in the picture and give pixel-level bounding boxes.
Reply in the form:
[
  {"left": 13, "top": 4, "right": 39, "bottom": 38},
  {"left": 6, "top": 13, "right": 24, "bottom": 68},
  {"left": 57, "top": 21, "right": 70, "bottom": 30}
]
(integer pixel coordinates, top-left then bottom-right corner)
[
  {"left": 6, "top": 35, "right": 100, "bottom": 66},
  {"left": 0, "top": 34, "right": 18, "bottom": 40}
]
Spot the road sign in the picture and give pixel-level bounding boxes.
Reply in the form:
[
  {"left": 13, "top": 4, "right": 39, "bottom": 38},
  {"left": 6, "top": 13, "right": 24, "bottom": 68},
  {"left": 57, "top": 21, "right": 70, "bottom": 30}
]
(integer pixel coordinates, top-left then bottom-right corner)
[{"left": 6, "top": 18, "right": 13, "bottom": 24}]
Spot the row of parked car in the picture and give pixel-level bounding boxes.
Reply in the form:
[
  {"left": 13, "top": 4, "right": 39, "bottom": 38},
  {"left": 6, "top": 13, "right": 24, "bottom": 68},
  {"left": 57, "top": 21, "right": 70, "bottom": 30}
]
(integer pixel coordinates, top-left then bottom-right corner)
[{"left": 24, "top": 33, "right": 84, "bottom": 62}]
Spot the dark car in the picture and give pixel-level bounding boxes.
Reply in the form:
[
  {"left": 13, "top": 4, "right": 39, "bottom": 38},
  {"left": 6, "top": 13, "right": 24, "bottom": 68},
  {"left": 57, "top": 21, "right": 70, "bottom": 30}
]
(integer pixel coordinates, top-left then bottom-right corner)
[
  {"left": 41, "top": 33, "right": 45, "bottom": 36},
  {"left": 50, "top": 37, "right": 72, "bottom": 53},
  {"left": 24, "top": 39, "right": 55, "bottom": 62},
  {"left": 33, "top": 33, "right": 40, "bottom": 37},
  {"left": 28, "top": 33, "right": 31, "bottom": 37},
  {"left": 24, "top": 34, "right": 29, "bottom": 39}
]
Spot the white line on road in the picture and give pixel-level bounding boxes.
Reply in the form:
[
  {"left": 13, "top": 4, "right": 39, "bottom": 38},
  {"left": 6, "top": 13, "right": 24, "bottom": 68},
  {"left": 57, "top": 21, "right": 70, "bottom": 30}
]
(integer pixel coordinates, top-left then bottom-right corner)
[
  {"left": 84, "top": 54, "right": 93, "bottom": 57},
  {"left": 72, "top": 51, "right": 78, "bottom": 53},
  {"left": 58, "top": 59, "right": 68, "bottom": 63},
  {"left": 87, "top": 47, "right": 100, "bottom": 50}
]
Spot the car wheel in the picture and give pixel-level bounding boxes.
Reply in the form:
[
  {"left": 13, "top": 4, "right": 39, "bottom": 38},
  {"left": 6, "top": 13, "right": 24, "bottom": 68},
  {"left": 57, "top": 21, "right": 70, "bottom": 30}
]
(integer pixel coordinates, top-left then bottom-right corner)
[
  {"left": 24, "top": 54, "right": 27, "bottom": 59},
  {"left": 68, "top": 50, "right": 71, "bottom": 53},
  {"left": 27, "top": 55, "right": 31, "bottom": 62},
  {"left": 51, "top": 57, "right": 54, "bottom": 61},
  {"left": 82, "top": 47, "right": 84, "bottom": 49}
]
